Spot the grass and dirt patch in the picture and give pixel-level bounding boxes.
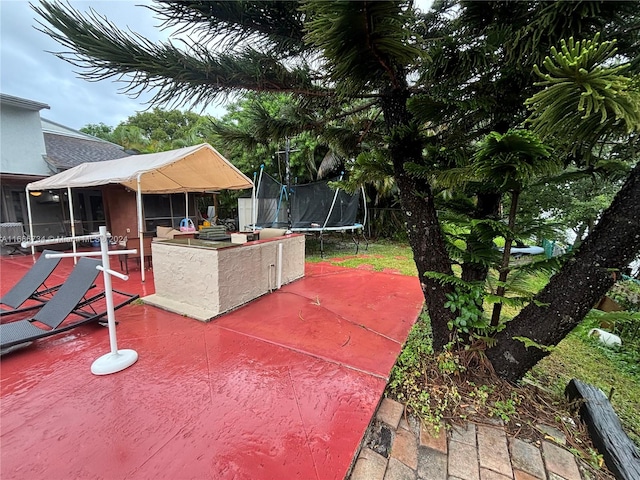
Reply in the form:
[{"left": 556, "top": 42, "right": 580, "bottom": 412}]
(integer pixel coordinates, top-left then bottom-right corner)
[
  {"left": 385, "top": 306, "right": 639, "bottom": 478},
  {"left": 529, "top": 317, "right": 640, "bottom": 447},
  {"left": 305, "top": 235, "right": 639, "bottom": 478},
  {"left": 305, "top": 236, "right": 417, "bottom": 276}
]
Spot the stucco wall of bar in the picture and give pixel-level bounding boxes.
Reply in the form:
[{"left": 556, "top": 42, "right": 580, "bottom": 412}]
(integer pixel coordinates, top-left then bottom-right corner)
[{"left": 142, "top": 234, "right": 305, "bottom": 321}]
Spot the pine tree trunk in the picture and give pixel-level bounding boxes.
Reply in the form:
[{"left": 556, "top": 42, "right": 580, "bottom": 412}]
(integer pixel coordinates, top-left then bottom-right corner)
[
  {"left": 491, "top": 190, "right": 519, "bottom": 326},
  {"left": 486, "top": 163, "right": 640, "bottom": 383},
  {"left": 380, "top": 86, "right": 456, "bottom": 351}
]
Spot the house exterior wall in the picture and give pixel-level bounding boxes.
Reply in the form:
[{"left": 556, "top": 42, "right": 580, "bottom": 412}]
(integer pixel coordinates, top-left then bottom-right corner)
[
  {"left": 102, "top": 184, "right": 139, "bottom": 238},
  {"left": 1, "top": 94, "right": 135, "bottom": 249},
  {"left": 0, "top": 104, "right": 49, "bottom": 176}
]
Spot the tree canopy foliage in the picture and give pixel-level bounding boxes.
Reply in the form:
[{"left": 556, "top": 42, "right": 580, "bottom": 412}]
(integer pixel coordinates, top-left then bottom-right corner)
[{"left": 80, "top": 108, "right": 211, "bottom": 153}]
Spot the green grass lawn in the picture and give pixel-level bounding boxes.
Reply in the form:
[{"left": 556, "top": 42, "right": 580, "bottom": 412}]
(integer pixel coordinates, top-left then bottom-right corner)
[
  {"left": 528, "top": 323, "right": 640, "bottom": 447},
  {"left": 305, "top": 236, "right": 418, "bottom": 276},
  {"left": 306, "top": 235, "right": 640, "bottom": 448}
]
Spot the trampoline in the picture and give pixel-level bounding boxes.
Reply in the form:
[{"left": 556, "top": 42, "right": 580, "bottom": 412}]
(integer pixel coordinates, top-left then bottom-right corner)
[{"left": 250, "top": 169, "right": 368, "bottom": 256}]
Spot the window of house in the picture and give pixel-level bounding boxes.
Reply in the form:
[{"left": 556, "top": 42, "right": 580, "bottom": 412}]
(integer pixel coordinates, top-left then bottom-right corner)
[
  {"left": 0, "top": 188, "right": 27, "bottom": 224},
  {"left": 143, "top": 194, "right": 194, "bottom": 231}
]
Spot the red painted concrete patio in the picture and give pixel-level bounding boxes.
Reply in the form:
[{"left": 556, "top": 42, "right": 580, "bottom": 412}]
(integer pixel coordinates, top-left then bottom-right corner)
[{"left": 0, "top": 251, "right": 423, "bottom": 479}]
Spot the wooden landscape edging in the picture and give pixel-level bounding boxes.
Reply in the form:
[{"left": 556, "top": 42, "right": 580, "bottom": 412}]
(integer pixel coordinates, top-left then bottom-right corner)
[{"left": 566, "top": 378, "right": 640, "bottom": 480}]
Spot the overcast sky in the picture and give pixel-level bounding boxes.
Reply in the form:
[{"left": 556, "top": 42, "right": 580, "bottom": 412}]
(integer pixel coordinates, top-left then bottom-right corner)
[
  {"left": 1, "top": 0, "right": 433, "bottom": 132},
  {"left": 1, "top": 0, "right": 228, "bottom": 130}
]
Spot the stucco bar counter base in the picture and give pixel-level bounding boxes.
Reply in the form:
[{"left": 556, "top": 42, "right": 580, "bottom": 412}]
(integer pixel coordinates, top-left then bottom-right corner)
[{"left": 142, "top": 234, "right": 305, "bottom": 321}]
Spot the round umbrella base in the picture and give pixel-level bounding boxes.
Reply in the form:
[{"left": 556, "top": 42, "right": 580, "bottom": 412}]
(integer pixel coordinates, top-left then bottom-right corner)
[{"left": 91, "top": 349, "right": 138, "bottom": 375}]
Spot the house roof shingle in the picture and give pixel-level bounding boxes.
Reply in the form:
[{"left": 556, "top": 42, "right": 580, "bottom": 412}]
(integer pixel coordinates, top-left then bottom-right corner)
[{"left": 43, "top": 131, "right": 131, "bottom": 171}]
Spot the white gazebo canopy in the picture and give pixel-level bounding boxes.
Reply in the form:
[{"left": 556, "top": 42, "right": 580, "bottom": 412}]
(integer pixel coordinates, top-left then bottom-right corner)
[
  {"left": 27, "top": 143, "right": 253, "bottom": 193},
  {"left": 26, "top": 143, "right": 253, "bottom": 282}
]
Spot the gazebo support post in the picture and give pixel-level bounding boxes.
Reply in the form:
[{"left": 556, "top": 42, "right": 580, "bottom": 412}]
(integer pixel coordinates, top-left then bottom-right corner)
[
  {"left": 25, "top": 186, "right": 35, "bottom": 255},
  {"left": 68, "top": 187, "right": 78, "bottom": 264},
  {"left": 137, "top": 174, "right": 145, "bottom": 283}
]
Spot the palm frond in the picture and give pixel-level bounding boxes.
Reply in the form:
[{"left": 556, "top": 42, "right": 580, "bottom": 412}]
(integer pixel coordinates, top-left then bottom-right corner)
[
  {"left": 484, "top": 294, "right": 532, "bottom": 308},
  {"left": 317, "top": 151, "right": 344, "bottom": 180},
  {"left": 150, "top": 1, "right": 307, "bottom": 56},
  {"left": 303, "top": 1, "right": 424, "bottom": 97},
  {"left": 209, "top": 121, "right": 263, "bottom": 151},
  {"left": 342, "top": 150, "right": 395, "bottom": 196},
  {"left": 423, "top": 271, "right": 483, "bottom": 290},
  {"left": 509, "top": 256, "right": 566, "bottom": 277},
  {"left": 33, "top": 1, "right": 324, "bottom": 109}
]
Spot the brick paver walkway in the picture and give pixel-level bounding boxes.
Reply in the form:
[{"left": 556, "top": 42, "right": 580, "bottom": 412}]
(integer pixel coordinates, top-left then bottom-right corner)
[{"left": 349, "top": 398, "right": 585, "bottom": 480}]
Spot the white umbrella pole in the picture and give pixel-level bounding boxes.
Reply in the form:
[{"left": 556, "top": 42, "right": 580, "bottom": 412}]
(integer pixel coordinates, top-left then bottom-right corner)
[
  {"left": 21, "top": 229, "right": 138, "bottom": 375},
  {"left": 90, "top": 225, "right": 138, "bottom": 375},
  {"left": 137, "top": 174, "right": 145, "bottom": 283}
]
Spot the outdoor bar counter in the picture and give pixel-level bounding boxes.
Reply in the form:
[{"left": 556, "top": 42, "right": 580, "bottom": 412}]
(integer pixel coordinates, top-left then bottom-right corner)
[{"left": 142, "top": 233, "right": 305, "bottom": 321}]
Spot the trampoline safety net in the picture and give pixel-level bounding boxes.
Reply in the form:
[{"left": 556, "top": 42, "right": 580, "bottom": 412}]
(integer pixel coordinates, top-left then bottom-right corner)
[
  {"left": 255, "top": 171, "right": 288, "bottom": 228},
  {"left": 254, "top": 172, "right": 362, "bottom": 229}
]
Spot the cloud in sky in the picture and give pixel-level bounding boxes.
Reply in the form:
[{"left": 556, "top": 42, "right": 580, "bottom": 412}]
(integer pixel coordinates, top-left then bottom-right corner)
[
  {"left": 1, "top": 0, "right": 434, "bottom": 131},
  {"left": 0, "top": 0, "right": 227, "bottom": 130}
]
